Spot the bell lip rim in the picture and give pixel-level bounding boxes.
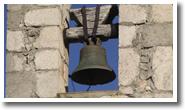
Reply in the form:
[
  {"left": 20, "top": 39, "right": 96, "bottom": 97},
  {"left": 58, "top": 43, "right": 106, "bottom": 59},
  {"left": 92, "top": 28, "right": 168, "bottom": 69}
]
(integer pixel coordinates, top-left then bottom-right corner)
[
  {"left": 70, "top": 68, "right": 116, "bottom": 85},
  {"left": 72, "top": 66, "right": 114, "bottom": 74}
]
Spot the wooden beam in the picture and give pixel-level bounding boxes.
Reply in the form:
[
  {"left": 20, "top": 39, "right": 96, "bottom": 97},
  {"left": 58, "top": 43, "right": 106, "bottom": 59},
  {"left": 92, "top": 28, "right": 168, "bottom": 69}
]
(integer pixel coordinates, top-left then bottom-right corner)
[
  {"left": 69, "top": 5, "right": 118, "bottom": 27},
  {"left": 65, "top": 24, "right": 118, "bottom": 43}
]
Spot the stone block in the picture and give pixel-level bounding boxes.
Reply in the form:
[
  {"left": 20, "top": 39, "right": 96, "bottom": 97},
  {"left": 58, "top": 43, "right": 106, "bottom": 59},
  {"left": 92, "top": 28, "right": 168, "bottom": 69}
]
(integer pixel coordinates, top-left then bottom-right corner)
[
  {"left": 60, "top": 4, "right": 71, "bottom": 28},
  {"left": 36, "top": 70, "right": 65, "bottom": 98},
  {"left": 58, "top": 90, "right": 118, "bottom": 98},
  {"left": 6, "top": 72, "right": 20, "bottom": 85},
  {"left": 34, "top": 50, "right": 62, "bottom": 70},
  {"left": 7, "top": 30, "right": 25, "bottom": 52},
  {"left": 7, "top": 11, "right": 23, "bottom": 29},
  {"left": 6, "top": 53, "right": 25, "bottom": 72},
  {"left": 137, "top": 24, "right": 173, "bottom": 47},
  {"left": 33, "top": 26, "right": 67, "bottom": 60},
  {"left": 135, "top": 80, "right": 147, "bottom": 93},
  {"left": 139, "top": 70, "right": 153, "bottom": 80},
  {"left": 136, "top": 93, "right": 153, "bottom": 98},
  {"left": 152, "top": 46, "right": 173, "bottom": 91},
  {"left": 8, "top": 4, "right": 23, "bottom": 11},
  {"left": 101, "top": 95, "right": 129, "bottom": 98},
  {"left": 119, "top": 25, "right": 136, "bottom": 48},
  {"left": 119, "top": 48, "right": 140, "bottom": 86},
  {"left": 26, "top": 28, "right": 40, "bottom": 38},
  {"left": 33, "top": 26, "right": 61, "bottom": 49},
  {"left": 151, "top": 4, "right": 173, "bottom": 23},
  {"left": 119, "top": 86, "right": 133, "bottom": 94},
  {"left": 140, "top": 56, "right": 150, "bottom": 63},
  {"left": 24, "top": 8, "right": 61, "bottom": 26},
  {"left": 63, "top": 45, "right": 69, "bottom": 64},
  {"left": 63, "top": 64, "right": 69, "bottom": 87},
  {"left": 113, "top": 95, "right": 128, "bottom": 98},
  {"left": 154, "top": 92, "right": 173, "bottom": 98},
  {"left": 139, "top": 63, "right": 149, "bottom": 71},
  {"left": 119, "top": 5, "right": 147, "bottom": 24},
  {"left": 100, "top": 96, "right": 112, "bottom": 98},
  {"left": 25, "top": 44, "right": 33, "bottom": 51},
  {"left": 6, "top": 71, "right": 36, "bottom": 98}
]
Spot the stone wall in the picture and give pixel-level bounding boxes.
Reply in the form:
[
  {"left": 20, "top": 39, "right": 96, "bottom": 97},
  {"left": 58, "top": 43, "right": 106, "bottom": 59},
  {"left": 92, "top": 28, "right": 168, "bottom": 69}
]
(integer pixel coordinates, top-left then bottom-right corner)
[
  {"left": 6, "top": 4, "right": 173, "bottom": 98},
  {"left": 118, "top": 4, "right": 173, "bottom": 98},
  {"left": 57, "top": 4, "right": 173, "bottom": 98},
  {"left": 6, "top": 4, "right": 71, "bottom": 98}
]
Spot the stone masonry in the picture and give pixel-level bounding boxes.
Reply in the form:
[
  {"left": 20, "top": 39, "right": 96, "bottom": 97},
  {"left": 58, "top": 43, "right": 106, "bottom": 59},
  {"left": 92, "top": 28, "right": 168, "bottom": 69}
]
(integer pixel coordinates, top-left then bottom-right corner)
[
  {"left": 118, "top": 4, "right": 173, "bottom": 98},
  {"left": 57, "top": 4, "right": 173, "bottom": 98},
  {"left": 6, "top": 4, "right": 71, "bottom": 98},
  {"left": 6, "top": 4, "right": 173, "bottom": 98}
]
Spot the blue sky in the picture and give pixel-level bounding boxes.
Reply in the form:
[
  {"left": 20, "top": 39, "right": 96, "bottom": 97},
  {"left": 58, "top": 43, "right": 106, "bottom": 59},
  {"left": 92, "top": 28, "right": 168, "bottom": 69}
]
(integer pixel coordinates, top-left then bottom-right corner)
[{"left": 68, "top": 4, "right": 119, "bottom": 92}]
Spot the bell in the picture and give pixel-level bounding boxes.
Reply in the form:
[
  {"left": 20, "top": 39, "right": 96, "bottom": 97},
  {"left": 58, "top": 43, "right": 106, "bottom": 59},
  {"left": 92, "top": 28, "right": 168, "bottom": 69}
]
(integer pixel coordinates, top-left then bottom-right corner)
[{"left": 71, "top": 45, "right": 116, "bottom": 85}]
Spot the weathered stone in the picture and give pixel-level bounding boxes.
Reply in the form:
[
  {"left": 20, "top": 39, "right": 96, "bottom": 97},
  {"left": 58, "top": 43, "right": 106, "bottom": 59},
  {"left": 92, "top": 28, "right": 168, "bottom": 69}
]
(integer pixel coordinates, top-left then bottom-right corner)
[
  {"left": 22, "top": 4, "right": 32, "bottom": 12},
  {"left": 28, "top": 37, "right": 36, "bottom": 43},
  {"left": 119, "top": 86, "right": 133, "bottom": 94},
  {"left": 6, "top": 4, "right": 71, "bottom": 98},
  {"left": 112, "top": 95, "right": 128, "bottom": 98},
  {"left": 63, "top": 64, "right": 69, "bottom": 87},
  {"left": 36, "top": 70, "right": 66, "bottom": 98},
  {"left": 119, "top": 48, "right": 140, "bottom": 86},
  {"left": 152, "top": 46, "right": 173, "bottom": 91},
  {"left": 6, "top": 71, "right": 36, "bottom": 98},
  {"left": 137, "top": 24, "right": 173, "bottom": 47},
  {"left": 26, "top": 28, "right": 40, "bottom": 38},
  {"left": 58, "top": 90, "right": 118, "bottom": 98},
  {"left": 154, "top": 92, "right": 173, "bottom": 98},
  {"left": 141, "top": 48, "right": 154, "bottom": 57},
  {"left": 146, "top": 78, "right": 156, "bottom": 91},
  {"left": 24, "top": 62, "right": 35, "bottom": 71},
  {"left": 34, "top": 50, "right": 62, "bottom": 70},
  {"left": 119, "top": 25, "right": 136, "bottom": 48},
  {"left": 33, "top": 26, "right": 67, "bottom": 59},
  {"left": 145, "top": 86, "right": 152, "bottom": 91},
  {"left": 100, "top": 96, "right": 112, "bottom": 98},
  {"left": 25, "top": 44, "right": 33, "bottom": 51},
  {"left": 6, "top": 72, "right": 19, "bottom": 85},
  {"left": 119, "top": 5, "right": 147, "bottom": 24},
  {"left": 60, "top": 4, "right": 71, "bottom": 28},
  {"left": 139, "top": 70, "right": 153, "bottom": 80},
  {"left": 33, "top": 26, "right": 61, "bottom": 48},
  {"left": 63, "top": 43, "right": 69, "bottom": 64},
  {"left": 7, "top": 11, "right": 23, "bottom": 29},
  {"left": 7, "top": 30, "right": 25, "bottom": 52},
  {"left": 6, "top": 53, "right": 25, "bottom": 72},
  {"left": 24, "top": 8, "right": 61, "bottom": 26},
  {"left": 135, "top": 80, "right": 147, "bottom": 93},
  {"left": 140, "top": 56, "right": 150, "bottom": 63},
  {"left": 151, "top": 4, "right": 173, "bottom": 23},
  {"left": 8, "top": 4, "right": 23, "bottom": 11},
  {"left": 59, "top": 58, "right": 68, "bottom": 87},
  {"left": 139, "top": 63, "right": 149, "bottom": 71},
  {"left": 27, "top": 54, "right": 34, "bottom": 63},
  {"left": 136, "top": 93, "right": 153, "bottom": 98}
]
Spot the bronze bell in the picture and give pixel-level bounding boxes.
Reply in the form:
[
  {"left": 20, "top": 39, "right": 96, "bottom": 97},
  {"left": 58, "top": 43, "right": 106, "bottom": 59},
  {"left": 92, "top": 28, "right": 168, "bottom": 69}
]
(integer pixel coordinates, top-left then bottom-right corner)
[
  {"left": 71, "top": 44, "right": 116, "bottom": 85},
  {"left": 70, "top": 5, "right": 116, "bottom": 85}
]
